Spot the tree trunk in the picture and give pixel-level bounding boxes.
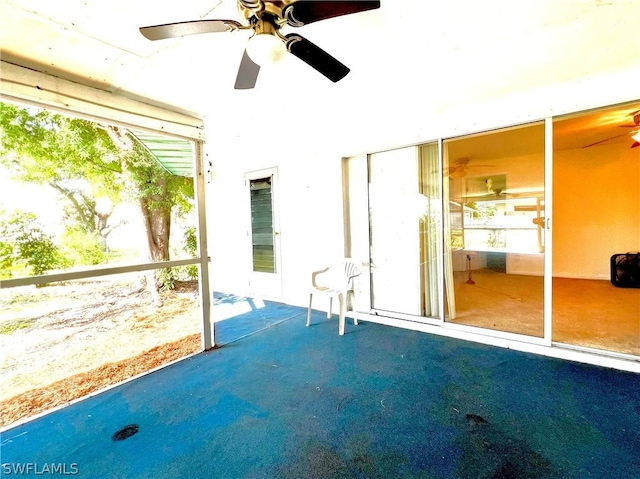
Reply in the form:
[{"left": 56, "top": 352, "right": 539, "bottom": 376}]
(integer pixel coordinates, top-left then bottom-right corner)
[
  {"left": 140, "top": 202, "right": 171, "bottom": 263},
  {"left": 139, "top": 176, "right": 172, "bottom": 301}
]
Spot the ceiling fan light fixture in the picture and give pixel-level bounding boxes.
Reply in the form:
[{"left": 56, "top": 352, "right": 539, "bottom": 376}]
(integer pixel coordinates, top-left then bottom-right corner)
[
  {"left": 632, "top": 131, "right": 640, "bottom": 143},
  {"left": 246, "top": 33, "right": 286, "bottom": 66}
]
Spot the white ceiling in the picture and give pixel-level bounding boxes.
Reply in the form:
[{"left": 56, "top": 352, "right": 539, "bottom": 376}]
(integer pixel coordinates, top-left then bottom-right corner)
[{"left": 1, "top": 0, "right": 640, "bottom": 155}]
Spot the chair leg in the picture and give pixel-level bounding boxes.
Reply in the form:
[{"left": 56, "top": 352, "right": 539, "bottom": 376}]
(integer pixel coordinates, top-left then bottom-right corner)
[
  {"left": 328, "top": 297, "right": 333, "bottom": 319},
  {"left": 338, "top": 292, "right": 346, "bottom": 336},
  {"left": 350, "top": 291, "right": 359, "bottom": 325},
  {"left": 307, "top": 293, "right": 313, "bottom": 327}
]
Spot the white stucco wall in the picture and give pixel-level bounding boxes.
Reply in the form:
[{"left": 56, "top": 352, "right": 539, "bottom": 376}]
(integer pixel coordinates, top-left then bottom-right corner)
[
  {"left": 205, "top": 138, "right": 346, "bottom": 308},
  {"left": 203, "top": 63, "right": 640, "bottom": 308}
]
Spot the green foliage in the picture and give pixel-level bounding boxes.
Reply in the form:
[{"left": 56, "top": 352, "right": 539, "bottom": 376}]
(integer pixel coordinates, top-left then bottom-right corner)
[
  {"left": 467, "top": 201, "right": 497, "bottom": 220},
  {"left": 0, "top": 318, "right": 36, "bottom": 335},
  {"left": 183, "top": 227, "right": 198, "bottom": 257},
  {"left": 450, "top": 230, "right": 464, "bottom": 250},
  {"left": 182, "top": 227, "right": 199, "bottom": 280},
  {"left": 60, "top": 229, "right": 109, "bottom": 266},
  {"left": 0, "top": 102, "right": 196, "bottom": 291},
  {"left": 0, "top": 210, "right": 67, "bottom": 278},
  {"left": 124, "top": 140, "right": 194, "bottom": 219},
  {"left": 0, "top": 103, "right": 124, "bottom": 238},
  {"left": 184, "top": 265, "right": 199, "bottom": 281},
  {"left": 158, "top": 267, "right": 177, "bottom": 291},
  {"left": 0, "top": 236, "right": 13, "bottom": 274},
  {"left": 0, "top": 103, "right": 123, "bottom": 196}
]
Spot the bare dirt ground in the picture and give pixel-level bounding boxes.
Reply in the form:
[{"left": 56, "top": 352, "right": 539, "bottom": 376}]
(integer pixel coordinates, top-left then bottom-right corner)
[{"left": 0, "top": 275, "right": 201, "bottom": 428}]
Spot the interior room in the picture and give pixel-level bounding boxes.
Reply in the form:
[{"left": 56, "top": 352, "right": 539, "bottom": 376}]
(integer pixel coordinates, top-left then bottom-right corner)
[
  {"left": 552, "top": 104, "right": 640, "bottom": 356},
  {"left": 444, "top": 123, "right": 546, "bottom": 338},
  {"left": 443, "top": 104, "right": 640, "bottom": 357}
]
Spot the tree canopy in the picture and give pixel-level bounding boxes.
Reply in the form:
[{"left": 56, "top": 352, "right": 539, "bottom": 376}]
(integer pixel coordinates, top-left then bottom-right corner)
[{"left": 0, "top": 102, "right": 194, "bottom": 284}]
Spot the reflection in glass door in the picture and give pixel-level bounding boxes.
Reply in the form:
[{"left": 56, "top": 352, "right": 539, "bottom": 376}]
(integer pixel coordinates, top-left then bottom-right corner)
[
  {"left": 368, "top": 143, "right": 441, "bottom": 319},
  {"left": 443, "top": 123, "right": 546, "bottom": 337}
]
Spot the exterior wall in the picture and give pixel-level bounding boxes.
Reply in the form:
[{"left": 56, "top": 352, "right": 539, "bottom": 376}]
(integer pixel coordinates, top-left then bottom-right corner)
[
  {"left": 205, "top": 143, "right": 346, "bottom": 308},
  {"left": 203, "top": 64, "right": 640, "bottom": 311}
]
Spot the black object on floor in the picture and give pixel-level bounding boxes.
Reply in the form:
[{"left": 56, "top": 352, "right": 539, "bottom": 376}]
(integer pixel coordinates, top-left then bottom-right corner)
[
  {"left": 611, "top": 252, "right": 640, "bottom": 287},
  {"left": 112, "top": 424, "right": 139, "bottom": 441}
]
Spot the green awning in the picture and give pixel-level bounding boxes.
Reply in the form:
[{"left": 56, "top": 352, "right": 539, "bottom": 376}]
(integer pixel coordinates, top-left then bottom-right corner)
[{"left": 131, "top": 130, "right": 194, "bottom": 177}]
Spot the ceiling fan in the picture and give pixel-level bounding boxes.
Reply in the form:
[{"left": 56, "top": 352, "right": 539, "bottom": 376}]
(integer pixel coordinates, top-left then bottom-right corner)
[
  {"left": 445, "top": 158, "right": 495, "bottom": 179},
  {"left": 139, "top": 0, "right": 380, "bottom": 89},
  {"left": 461, "top": 176, "right": 542, "bottom": 201},
  {"left": 582, "top": 110, "right": 640, "bottom": 149}
]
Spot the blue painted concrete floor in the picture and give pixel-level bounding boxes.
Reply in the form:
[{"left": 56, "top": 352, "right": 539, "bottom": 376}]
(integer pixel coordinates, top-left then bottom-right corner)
[{"left": 1, "top": 299, "right": 639, "bottom": 478}]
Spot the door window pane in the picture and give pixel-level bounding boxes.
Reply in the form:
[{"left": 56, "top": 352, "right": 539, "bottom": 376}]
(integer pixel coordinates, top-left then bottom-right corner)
[{"left": 250, "top": 178, "right": 275, "bottom": 273}]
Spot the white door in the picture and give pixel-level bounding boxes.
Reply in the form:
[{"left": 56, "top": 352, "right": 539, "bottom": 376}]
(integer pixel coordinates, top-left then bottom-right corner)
[
  {"left": 246, "top": 167, "right": 282, "bottom": 299},
  {"left": 368, "top": 148, "right": 423, "bottom": 316}
]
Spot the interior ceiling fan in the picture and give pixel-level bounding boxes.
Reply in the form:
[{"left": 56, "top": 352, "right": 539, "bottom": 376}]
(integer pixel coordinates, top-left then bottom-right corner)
[
  {"left": 582, "top": 110, "right": 640, "bottom": 149},
  {"left": 462, "top": 176, "right": 542, "bottom": 200},
  {"left": 139, "top": 0, "right": 381, "bottom": 89},
  {"left": 446, "top": 158, "right": 494, "bottom": 179}
]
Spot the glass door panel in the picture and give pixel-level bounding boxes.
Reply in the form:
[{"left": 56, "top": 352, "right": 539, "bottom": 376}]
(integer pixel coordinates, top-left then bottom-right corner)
[
  {"left": 443, "top": 123, "right": 546, "bottom": 337},
  {"left": 250, "top": 178, "right": 275, "bottom": 273},
  {"left": 552, "top": 103, "right": 640, "bottom": 356}
]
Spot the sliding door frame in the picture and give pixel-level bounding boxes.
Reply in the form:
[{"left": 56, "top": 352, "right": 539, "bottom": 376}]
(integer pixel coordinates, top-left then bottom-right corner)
[
  {"left": 543, "top": 117, "right": 553, "bottom": 346},
  {"left": 438, "top": 119, "right": 552, "bottom": 346},
  {"left": 359, "top": 121, "right": 557, "bottom": 347}
]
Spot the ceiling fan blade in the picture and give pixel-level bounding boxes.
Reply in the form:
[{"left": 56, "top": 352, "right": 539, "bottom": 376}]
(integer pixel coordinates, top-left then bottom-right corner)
[
  {"left": 140, "top": 19, "right": 243, "bottom": 41},
  {"left": 631, "top": 142, "right": 640, "bottom": 148},
  {"left": 582, "top": 132, "right": 629, "bottom": 149},
  {"left": 285, "top": 34, "right": 350, "bottom": 83},
  {"left": 234, "top": 50, "right": 260, "bottom": 90},
  {"left": 284, "top": 1, "right": 380, "bottom": 26}
]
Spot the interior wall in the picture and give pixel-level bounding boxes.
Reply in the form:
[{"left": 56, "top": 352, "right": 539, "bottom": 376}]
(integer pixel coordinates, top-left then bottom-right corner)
[
  {"left": 553, "top": 143, "right": 640, "bottom": 279},
  {"left": 449, "top": 152, "right": 544, "bottom": 201},
  {"left": 449, "top": 145, "right": 545, "bottom": 276}
]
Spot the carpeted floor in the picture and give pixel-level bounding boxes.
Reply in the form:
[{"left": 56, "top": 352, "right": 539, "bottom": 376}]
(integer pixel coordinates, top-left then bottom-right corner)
[
  {"left": 1, "top": 300, "right": 639, "bottom": 478},
  {"left": 451, "top": 270, "right": 640, "bottom": 356}
]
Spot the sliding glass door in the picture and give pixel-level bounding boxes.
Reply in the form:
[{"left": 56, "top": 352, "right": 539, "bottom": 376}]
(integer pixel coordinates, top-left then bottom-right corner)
[
  {"left": 443, "top": 123, "right": 547, "bottom": 337},
  {"left": 552, "top": 103, "right": 640, "bottom": 356},
  {"left": 347, "top": 105, "right": 639, "bottom": 361}
]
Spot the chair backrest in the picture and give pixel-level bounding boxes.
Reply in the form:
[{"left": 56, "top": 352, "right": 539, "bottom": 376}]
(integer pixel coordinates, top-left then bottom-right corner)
[
  {"left": 339, "top": 258, "right": 362, "bottom": 289},
  {"left": 312, "top": 258, "right": 363, "bottom": 290},
  {"left": 342, "top": 259, "right": 362, "bottom": 280}
]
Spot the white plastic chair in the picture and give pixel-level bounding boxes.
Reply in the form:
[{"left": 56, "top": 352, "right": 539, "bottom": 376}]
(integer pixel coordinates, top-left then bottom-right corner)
[{"left": 306, "top": 258, "right": 362, "bottom": 335}]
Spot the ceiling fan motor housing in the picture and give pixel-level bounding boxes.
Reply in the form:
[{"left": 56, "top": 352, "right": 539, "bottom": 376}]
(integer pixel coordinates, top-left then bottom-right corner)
[{"left": 239, "top": 0, "right": 289, "bottom": 23}]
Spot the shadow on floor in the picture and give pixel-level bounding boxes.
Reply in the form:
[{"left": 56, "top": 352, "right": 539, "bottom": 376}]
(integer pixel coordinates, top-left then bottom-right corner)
[{"left": 212, "top": 292, "right": 306, "bottom": 346}]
